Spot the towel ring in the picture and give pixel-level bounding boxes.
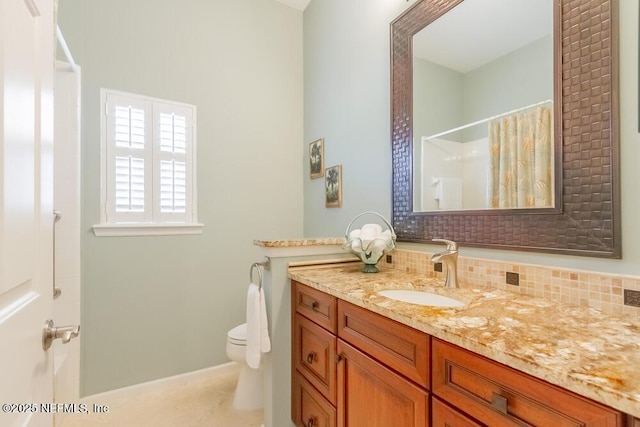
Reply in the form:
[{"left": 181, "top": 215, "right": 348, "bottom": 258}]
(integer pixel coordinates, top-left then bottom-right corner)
[
  {"left": 250, "top": 263, "right": 263, "bottom": 289},
  {"left": 249, "top": 257, "right": 271, "bottom": 290}
]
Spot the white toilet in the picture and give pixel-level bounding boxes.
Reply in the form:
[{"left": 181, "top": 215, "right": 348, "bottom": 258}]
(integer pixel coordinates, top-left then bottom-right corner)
[{"left": 226, "top": 323, "right": 263, "bottom": 410}]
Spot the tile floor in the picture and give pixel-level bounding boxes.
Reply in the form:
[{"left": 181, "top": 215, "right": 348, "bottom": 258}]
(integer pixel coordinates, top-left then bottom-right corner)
[{"left": 58, "top": 363, "right": 263, "bottom": 427}]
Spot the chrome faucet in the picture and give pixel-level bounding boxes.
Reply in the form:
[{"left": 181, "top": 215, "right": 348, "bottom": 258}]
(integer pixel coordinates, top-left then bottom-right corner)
[{"left": 430, "top": 239, "right": 459, "bottom": 289}]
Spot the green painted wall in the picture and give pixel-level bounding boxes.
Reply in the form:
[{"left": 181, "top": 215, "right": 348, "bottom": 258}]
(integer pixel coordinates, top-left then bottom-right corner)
[
  {"left": 59, "top": 0, "right": 304, "bottom": 396},
  {"left": 303, "top": 0, "right": 640, "bottom": 276},
  {"left": 302, "top": 0, "right": 405, "bottom": 233}
]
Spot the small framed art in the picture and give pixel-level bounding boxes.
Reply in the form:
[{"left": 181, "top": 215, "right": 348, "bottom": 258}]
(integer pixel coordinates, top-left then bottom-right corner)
[
  {"left": 309, "top": 138, "right": 324, "bottom": 179},
  {"left": 325, "top": 164, "right": 342, "bottom": 208}
]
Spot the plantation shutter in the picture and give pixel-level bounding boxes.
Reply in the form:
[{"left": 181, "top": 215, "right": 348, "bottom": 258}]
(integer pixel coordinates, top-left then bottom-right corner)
[
  {"left": 153, "top": 104, "right": 193, "bottom": 223},
  {"left": 100, "top": 89, "right": 197, "bottom": 230},
  {"left": 105, "top": 94, "right": 153, "bottom": 223}
]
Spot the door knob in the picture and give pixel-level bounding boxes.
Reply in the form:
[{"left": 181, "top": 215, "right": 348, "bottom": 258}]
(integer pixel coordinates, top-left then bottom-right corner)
[{"left": 42, "top": 319, "right": 80, "bottom": 350}]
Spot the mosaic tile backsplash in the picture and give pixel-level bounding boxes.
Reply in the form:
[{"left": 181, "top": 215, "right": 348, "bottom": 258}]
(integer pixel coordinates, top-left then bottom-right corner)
[{"left": 387, "top": 249, "right": 640, "bottom": 317}]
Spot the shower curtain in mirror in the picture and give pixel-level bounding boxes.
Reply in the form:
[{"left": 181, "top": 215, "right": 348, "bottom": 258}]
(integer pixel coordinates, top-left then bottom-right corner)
[{"left": 488, "top": 106, "right": 553, "bottom": 209}]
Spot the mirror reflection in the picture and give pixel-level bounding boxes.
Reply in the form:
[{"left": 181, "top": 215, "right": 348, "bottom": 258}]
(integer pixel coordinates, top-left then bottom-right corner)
[{"left": 412, "top": 0, "right": 554, "bottom": 212}]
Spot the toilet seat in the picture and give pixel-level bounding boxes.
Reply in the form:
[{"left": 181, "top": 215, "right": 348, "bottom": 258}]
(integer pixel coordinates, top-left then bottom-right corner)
[{"left": 227, "top": 323, "right": 247, "bottom": 346}]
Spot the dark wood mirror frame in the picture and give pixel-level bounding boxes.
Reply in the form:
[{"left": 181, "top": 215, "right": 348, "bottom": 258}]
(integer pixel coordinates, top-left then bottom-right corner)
[{"left": 391, "top": 0, "right": 621, "bottom": 258}]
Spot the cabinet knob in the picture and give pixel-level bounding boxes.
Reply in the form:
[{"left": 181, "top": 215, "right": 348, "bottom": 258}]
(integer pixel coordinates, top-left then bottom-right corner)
[
  {"left": 311, "top": 301, "right": 319, "bottom": 311},
  {"left": 306, "top": 416, "right": 317, "bottom": 427},
  {"left": 306, "top": 351, "right": 317, "bottom": 364}
]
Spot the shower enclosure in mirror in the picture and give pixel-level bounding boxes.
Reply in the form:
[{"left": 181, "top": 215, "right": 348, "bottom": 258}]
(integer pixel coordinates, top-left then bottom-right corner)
[
  {"left": 391, "top": 0, "right": 620, "bottom": 257},
  {"left": 412, "top": 0, "right": 554, "bottom": 211}
]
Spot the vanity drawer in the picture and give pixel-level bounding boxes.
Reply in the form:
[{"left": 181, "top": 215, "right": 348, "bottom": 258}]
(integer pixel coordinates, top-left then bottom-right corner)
[
  {"left": 294, "top": 281, "right": 337, "bottom": 333},
  {"left": 293, "top": 373, "right": 336, "bottom": 427},
  {"left": 337, "top": 300, "right": 429, "bottom": 388},
  {"left": 432, "top": 339, "right": 624, "bottom": 426},
  {"left": 294, "top": 313, "right": 337, "bottom": 405}
]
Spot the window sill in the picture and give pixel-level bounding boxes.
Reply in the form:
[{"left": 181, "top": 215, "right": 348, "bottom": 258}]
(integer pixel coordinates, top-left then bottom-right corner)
[{"left": 92, "top": 223, "right": 204, "bottom": 237}]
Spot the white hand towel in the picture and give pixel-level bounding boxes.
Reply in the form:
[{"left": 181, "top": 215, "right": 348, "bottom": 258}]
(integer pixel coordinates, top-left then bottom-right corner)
[
  {"left": 259, "top": 287, "right": 271, "bottom": 353},
  {"left": 246, "top": 283, "right": 271, "bottom": 369},
  {"left": 246, "top": 283, "right": 261, "bottom": 369}
]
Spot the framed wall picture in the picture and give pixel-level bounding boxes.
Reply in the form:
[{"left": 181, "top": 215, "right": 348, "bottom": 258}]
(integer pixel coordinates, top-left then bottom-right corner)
[
  {"left": 309, "top": 138, "right": 324, "bottom": 179},
  {"left": 325, "top": 165, "right": 342, "bottom": 208}
]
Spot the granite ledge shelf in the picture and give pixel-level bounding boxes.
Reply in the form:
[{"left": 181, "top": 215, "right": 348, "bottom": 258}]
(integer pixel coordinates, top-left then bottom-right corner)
[{"left": 253, "top": 238, "right": 344, "bottom": 247}]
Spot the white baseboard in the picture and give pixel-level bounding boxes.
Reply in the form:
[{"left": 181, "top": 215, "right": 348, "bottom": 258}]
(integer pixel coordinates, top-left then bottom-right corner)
[{"left": 79, "top": 362, "right": 238, "bottom": 403}]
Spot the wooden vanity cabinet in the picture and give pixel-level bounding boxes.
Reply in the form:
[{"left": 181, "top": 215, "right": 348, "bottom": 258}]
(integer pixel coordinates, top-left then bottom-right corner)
[
  {"left": 292, "top": 281, "right": 628, "bottom": 427},
  {"left": 292, "top": 281, "right": 429, "bottom": 427},
  {"left": 292, "top": 282, "right": 338, "bottom": 426}
]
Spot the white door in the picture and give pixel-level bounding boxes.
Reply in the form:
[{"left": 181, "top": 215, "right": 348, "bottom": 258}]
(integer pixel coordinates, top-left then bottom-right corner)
[{"left": 1, "top": 0, "right": 55, "bottom": 426}]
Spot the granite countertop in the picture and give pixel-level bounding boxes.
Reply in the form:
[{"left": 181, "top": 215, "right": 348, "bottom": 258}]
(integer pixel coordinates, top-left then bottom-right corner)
[{"left": 288, "top": 262, "right": 640, "bottom": 418}]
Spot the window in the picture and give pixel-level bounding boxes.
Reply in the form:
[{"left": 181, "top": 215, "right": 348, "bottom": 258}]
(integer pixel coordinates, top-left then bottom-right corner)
[{"left": 93, "top": 89, "right": 203, "bottom": 236}]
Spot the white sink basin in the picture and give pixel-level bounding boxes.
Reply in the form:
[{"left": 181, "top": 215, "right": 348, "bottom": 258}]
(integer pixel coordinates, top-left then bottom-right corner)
[{"left": 378, "top": 289, "right": 465, "bottom": 308}]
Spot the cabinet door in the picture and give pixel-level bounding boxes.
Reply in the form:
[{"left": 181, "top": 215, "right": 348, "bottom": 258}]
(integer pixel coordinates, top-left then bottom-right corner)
[
  {"left": 432, "top": 397, "right": 483, "bottom": 427},
  {"left": 337, "top": 340, "right": 428, "bottom": 427}
]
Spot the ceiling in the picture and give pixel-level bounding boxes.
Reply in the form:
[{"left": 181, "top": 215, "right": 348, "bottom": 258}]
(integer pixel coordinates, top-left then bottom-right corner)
[
  {"left": 275, "top": 0, "right": 311, "bottom": 11},
  {"left": 412, "top": 0, "right": 552, "bottom": 73}
]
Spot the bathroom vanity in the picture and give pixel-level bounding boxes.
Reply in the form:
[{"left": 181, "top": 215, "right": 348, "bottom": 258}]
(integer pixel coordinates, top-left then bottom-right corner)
[{"left": 288, "top": 262, "right": 640, "bottom": 426}]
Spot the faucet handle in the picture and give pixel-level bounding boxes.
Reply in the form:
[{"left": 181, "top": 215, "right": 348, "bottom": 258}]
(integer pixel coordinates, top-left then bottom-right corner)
[{"left": 432, "top": 239, "right": 458, "bottom": 251}]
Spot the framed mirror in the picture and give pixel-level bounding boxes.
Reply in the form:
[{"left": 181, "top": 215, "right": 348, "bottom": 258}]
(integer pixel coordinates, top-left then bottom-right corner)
[{"left": 391, "top": 0, "right": 620, "bottom": 257}]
